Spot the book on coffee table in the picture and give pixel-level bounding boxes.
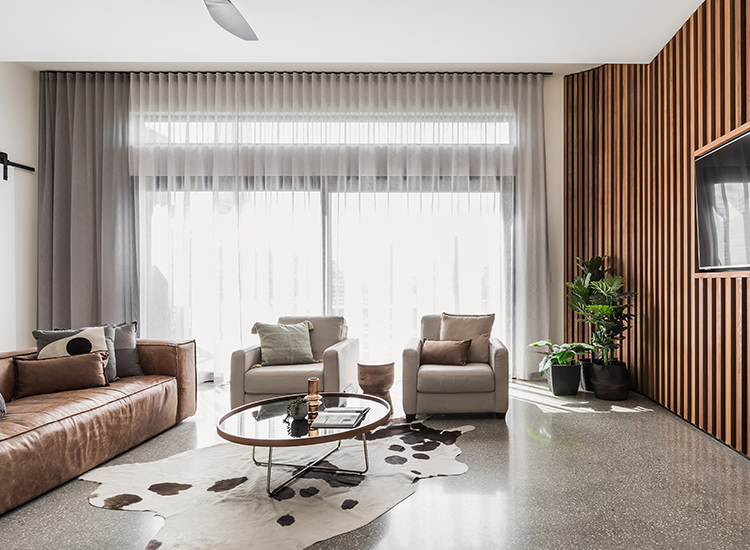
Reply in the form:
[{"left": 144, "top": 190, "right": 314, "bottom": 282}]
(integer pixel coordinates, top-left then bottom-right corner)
[{"left": 311, "top": 407, "right": 370, "bottom": 428}]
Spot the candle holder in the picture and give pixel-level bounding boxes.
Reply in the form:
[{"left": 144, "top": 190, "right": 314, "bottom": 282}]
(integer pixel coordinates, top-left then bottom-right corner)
[{"left": 307, "top": 377, "right": 321, "bottom": 419}]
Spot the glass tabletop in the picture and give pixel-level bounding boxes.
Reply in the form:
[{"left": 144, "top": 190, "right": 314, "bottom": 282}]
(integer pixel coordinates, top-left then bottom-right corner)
[{"left": 217, "top": 393, "right": 392, "bottom": 447}]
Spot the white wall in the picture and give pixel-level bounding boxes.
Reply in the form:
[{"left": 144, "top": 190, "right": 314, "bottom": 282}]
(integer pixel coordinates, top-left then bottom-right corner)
[
  {"left": 544, "top": 75, "right": 565, "bottom": 344},
  {"left": 0, "top": 63, "right": 38, "bottom": 351}
]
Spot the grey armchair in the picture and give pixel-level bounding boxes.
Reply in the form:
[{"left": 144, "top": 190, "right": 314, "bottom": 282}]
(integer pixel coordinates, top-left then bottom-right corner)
[
  {"left": 230, "top": 315, "right": 359, "bottom": 409},
  {"left": 403, "top": 314, "right": 509, "bottom": 421}
]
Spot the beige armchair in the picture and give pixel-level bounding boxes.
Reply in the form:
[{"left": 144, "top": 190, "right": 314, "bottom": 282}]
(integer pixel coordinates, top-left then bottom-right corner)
[
  {"left": 230, "top": 315, "right": 359, "bottom": 409},
  {"left": 403, "top": 314, "right": 509, "bottom": 421}
]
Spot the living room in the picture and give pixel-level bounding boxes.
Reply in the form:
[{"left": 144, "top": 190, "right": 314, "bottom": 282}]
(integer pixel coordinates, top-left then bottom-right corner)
[{"left": 2, "top": 1, "right": 749, "bottom": 548}]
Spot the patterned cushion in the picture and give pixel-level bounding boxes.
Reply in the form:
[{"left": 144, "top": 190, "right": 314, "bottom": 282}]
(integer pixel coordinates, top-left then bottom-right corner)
[
  {"left": 253, "top": 321, "right": 315, "bottom": 366},
  {"left": 32, "top": 325, "right": 117, "bottom": 382},
  {"left": 0, "top": 391, "right": 5, "bottom": 419}
]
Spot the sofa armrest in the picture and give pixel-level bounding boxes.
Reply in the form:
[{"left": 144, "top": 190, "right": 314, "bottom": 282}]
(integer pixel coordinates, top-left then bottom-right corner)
[
  {"left": 230, "top": 344, "right": 261, "bottom": 409},
  {"left": 323, "top": 337, "right": 359, "bottom": 393},
  {"left": 137, "top": 339, "right": 197, "bottom": 423},
  {"left": 489, "top": 337, "right": 509, "bottom": 414},
  {"left": 402, "top": 337, "right": 421, "bottom": 416}
]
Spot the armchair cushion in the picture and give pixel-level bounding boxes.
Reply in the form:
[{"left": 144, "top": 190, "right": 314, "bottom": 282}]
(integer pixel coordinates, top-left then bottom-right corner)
[
  {"left": 244, "top": 363, "right": 324, "bottom": 394},
  {"left": 439, "top": 312, "right": 495, "bottom": 363},
  {"left": 421, "top": 339, "right": 472, "bottom": 365},
  {"left": 253, "top": 321, "right": 315, "bottom": 366},
  {"left": 417, "top": 363, "right": 495, "bottom": 393}
]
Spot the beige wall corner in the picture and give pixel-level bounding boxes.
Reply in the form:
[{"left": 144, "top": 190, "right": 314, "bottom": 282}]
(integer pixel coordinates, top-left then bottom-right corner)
[
  {"left": 544, "top": 75, "right": 564, "bottom": 344},
  {"left": 0, "top": 62, "right": 39, "bottom": 351}
]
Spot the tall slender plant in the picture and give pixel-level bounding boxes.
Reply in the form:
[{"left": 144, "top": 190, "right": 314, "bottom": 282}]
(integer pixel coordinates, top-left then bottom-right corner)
[
  {"left": 566, "top": 255, "right": 608, "bottom": 347},
  {"left": 586, "top": 276, "right": 635, "bottom": 363},
  {"left": 566, "top": 256, "right": 635, "bottom": 364}
]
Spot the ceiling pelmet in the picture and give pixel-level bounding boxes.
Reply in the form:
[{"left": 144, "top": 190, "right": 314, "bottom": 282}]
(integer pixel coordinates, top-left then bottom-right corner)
[{"left": 1, "top": 0, "right": 704, "bottom": 74}]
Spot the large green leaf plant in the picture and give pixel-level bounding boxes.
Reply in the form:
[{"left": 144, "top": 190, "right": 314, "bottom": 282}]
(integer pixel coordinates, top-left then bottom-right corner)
[{"left": 566, "top": 255, "right": 636, "bottom": 365}]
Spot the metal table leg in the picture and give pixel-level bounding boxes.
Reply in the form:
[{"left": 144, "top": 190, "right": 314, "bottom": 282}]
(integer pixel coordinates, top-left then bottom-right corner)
[{"left": 252, "top": 433, "right": 371, "bottom": 496}]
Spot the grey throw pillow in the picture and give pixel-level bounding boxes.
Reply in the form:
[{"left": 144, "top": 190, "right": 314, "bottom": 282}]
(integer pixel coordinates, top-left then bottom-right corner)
[
  {"left": 114, "top": 322, "right": 143, "bottom": 377},
  {"left": 32, "top": 325, "right": 118, "bottom": 382},
  {"left": 253, "top": 321, "right": 315, "bottom": 366},
  {"left": 0, "top": 391, "right": 5, "bottom": 419}
]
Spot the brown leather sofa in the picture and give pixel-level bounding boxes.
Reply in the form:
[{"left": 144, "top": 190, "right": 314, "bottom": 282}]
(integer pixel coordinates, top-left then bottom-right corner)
[{"left": 0, "top": 339, "right": 197, "bottom": 515}]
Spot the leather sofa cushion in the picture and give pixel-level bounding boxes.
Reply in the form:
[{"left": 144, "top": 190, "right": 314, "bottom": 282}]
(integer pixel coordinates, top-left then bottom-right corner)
[
  {"left": 14, "top": 352, "right": 109, "bottom": 399},
  {"left": 0, "top": 375, "right": 176, "bottom": 442},
  {"left": 245, "top": 363, "right": 324, "bottom": 394},
  {"left": 417, "top": 363, "right": 495, "bottom": 393}
]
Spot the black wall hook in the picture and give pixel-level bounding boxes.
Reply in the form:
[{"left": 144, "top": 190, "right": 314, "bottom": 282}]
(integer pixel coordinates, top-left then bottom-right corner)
[{"left": 0, "top": 151, "right": 35, "bottom": 181}]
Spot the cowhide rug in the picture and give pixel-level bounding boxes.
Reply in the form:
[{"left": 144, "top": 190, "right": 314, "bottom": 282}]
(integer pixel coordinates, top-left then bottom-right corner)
[{"left": 82, "top": 421, "right": 472, "bottom": 550}]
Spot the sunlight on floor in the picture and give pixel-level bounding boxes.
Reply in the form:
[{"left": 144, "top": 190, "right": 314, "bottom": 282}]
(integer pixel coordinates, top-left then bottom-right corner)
[{"left": 509, "top": 380, "right": 653, "bottom": 415}]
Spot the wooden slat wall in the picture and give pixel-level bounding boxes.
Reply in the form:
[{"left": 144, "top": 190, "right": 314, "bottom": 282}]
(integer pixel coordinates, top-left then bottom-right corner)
[{"left": 564, "top": 0, "right": 750, "bottom": 456}]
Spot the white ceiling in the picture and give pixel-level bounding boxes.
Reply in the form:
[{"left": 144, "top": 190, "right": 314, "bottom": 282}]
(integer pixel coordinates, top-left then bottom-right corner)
[{"left": 2, "top": 0, "right": 704, "bottom": 75}]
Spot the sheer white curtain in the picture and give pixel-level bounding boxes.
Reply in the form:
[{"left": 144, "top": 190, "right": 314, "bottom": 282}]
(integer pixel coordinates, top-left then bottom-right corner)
[{"left": 129, "top": 72, "right": 549, "bottom": 382}]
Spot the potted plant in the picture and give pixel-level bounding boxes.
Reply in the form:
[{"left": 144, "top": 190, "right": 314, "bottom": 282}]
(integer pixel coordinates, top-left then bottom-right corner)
[
  {"left": 566, "top": 255, "right": 608, "bottom": 391},
  {"left": 286, "top": 396, "right": 309, "bottom": 420},
  {"left": 582, "top": 275, "right": 636, "bottom": 400},
  {"left": 529, "top": 340, "right": 595, "bottom": 396}
]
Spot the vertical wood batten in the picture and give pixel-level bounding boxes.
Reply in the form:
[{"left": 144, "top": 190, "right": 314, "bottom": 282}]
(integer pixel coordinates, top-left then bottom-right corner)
[{"left": 563, "top": 0, "right": 750, "bottom": 457}]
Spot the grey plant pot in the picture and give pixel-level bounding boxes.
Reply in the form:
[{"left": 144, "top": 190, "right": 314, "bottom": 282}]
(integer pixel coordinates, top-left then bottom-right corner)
[
  {"left": 288, "top": 401, "right": 309, "bottom": 420},
  {"left": 547, "top": 362, "right": 580, "bottom": 396}
]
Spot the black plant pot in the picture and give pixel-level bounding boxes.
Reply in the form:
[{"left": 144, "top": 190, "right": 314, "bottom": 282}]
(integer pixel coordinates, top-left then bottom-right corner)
[
  {"left": 591, "top": 360, "right": 630, "bottom": 400},
  {"left": 580, "top": 358, "right": 604, "bottom": 392},
  {"left": 547, "top": 362, "right": 580, "bottom": 396}
]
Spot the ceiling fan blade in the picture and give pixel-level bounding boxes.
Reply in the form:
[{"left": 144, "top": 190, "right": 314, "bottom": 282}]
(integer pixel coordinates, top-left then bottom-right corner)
[{"left": 203, "top": 0, "right": 258, "bottom": 41}]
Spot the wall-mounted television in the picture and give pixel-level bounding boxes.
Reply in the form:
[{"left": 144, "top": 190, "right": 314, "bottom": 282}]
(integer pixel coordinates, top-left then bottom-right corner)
[{"left": 695, "top": 126, "right": 750, "bottom": 271}]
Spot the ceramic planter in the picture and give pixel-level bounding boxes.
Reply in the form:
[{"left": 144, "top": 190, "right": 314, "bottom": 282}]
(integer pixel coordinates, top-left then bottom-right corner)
[
  {"left": 591, "top": 360, "right": 630, "bottom": 400},
  {"left": 547, "top": 362, "right": 580, "bottom": 396},
  {"left": 288, "top": 400, "right": 309, "bottom": 420}
]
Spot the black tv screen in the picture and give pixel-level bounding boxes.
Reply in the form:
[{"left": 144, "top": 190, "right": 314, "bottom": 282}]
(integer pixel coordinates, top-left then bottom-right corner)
[{"left": 695, "top": 129, "right": 750, "bottom": 271}]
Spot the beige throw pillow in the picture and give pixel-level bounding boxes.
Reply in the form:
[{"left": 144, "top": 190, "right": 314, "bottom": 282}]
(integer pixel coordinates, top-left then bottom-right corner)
[
  {"left": 439, "top": 312, "right": 495, "bottom": 363},
  {"left": 253, "top": 321, "right": 315, "bottom": 366}
]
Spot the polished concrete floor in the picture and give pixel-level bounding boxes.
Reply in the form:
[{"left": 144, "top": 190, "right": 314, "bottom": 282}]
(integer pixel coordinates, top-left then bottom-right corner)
[{"left": 2, "top": 380, "right": 749, "bottom": 550}]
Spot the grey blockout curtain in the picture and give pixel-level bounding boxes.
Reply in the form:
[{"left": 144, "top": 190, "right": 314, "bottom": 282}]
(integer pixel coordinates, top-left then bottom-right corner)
[
  {"left": 129, "top": 72, "right": 550, "bottom": 381},
  {"left": 37, "top": 72, "right": 137, "bottom": 330}
]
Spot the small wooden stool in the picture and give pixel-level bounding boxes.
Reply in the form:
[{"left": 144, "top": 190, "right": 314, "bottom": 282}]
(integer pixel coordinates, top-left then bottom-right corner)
[{"left": 357, "top": 361, "right": 395, "bottom": 409}]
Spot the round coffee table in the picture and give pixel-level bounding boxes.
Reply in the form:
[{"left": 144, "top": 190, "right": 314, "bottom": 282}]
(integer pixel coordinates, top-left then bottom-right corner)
[{"left": 217, "top": 393, "right": 391, "bottom": 496}]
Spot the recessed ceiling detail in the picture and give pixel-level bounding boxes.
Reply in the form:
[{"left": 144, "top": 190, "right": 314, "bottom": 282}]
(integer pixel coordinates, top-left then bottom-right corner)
[{"left": 0, "top": 0, "right": 704, "bottom": 74}]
